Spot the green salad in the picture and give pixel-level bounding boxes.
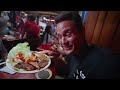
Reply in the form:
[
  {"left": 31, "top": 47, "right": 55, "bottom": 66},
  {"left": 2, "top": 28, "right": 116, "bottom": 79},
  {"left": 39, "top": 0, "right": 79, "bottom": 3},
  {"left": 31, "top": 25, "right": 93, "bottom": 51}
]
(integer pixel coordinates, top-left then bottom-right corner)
[{"left": 7, "top": 42, "right": 32, "bottom": 66}]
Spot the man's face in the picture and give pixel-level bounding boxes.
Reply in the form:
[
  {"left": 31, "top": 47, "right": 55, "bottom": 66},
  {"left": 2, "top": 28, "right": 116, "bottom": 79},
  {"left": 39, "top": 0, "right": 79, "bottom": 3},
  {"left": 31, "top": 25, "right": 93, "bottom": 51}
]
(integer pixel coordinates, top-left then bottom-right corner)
[{"left": 56, "top": 20, "right": 84, "bottom": 55}]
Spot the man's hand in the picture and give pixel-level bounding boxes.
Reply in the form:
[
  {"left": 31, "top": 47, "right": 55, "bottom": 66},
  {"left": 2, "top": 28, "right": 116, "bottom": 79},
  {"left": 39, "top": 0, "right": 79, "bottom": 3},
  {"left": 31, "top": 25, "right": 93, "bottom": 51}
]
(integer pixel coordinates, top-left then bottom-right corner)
[
  {"left": 35, "top": 50, "right": 60, "bottom": 59},
  {"left": 34, "top": 50, "right": 67, "bottom": 64}
]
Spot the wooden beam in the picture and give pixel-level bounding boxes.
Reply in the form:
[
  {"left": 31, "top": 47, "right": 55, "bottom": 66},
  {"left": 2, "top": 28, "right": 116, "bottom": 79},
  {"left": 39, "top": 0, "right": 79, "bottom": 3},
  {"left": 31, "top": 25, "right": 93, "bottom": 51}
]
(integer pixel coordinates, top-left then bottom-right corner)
[
  {"left": 37, "top": 11, "right": 58, "bottom": 15},
  {"left": 24, "top": 11, "right": 58, "bottom": 16}
]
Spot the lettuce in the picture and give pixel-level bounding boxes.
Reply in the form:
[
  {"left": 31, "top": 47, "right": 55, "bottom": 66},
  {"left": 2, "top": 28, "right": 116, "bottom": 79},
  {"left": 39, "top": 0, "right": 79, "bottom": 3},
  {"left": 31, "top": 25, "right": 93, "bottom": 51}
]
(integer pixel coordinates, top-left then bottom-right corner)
[{"left": 7, "top": 42, "right": 32, "bottom": 63}]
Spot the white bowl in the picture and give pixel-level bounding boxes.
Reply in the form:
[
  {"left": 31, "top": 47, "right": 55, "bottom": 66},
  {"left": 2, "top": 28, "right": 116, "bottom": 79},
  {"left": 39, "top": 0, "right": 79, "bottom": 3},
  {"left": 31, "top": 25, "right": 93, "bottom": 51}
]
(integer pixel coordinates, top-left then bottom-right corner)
[{"left": 35, "top": 69, "right": 52, "bottom": 79}]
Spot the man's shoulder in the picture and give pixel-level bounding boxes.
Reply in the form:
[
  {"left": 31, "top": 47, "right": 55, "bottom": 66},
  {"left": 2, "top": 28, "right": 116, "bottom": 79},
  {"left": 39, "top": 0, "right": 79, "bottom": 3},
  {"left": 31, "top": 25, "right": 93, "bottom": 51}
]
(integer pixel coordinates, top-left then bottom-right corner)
[
  {"left": 84, "top": 44, "right": 114, "bottom": 65},
  {"left": 80, "top": 45, "right": 120, "bottom": 79},
  {"left": 88, "top": 44, "right": 112, "bottom": 56},
  {"left": 86, "top": 44, "right": 120, "bottom": 69},
  {"left": 65, "top": 44, "right": 112, "bottom": 63}
]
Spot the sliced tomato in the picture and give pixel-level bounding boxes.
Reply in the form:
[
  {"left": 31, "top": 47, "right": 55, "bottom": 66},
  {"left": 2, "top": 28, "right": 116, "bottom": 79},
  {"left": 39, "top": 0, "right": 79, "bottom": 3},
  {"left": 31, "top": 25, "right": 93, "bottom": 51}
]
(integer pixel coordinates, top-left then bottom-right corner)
[
  {"left": 16, "top": 53, "right": 25, "bottom": 61},
  {"left": 11, "top": 58, "right": 15, "bottom": 62}
]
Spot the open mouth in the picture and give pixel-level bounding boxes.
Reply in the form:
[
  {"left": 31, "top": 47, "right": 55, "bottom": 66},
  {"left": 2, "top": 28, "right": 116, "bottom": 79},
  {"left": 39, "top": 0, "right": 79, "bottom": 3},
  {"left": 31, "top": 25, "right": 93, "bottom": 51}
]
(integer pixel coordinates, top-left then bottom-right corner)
[{"left": 62, "top": 45, "right": 73, "bottom": 50}]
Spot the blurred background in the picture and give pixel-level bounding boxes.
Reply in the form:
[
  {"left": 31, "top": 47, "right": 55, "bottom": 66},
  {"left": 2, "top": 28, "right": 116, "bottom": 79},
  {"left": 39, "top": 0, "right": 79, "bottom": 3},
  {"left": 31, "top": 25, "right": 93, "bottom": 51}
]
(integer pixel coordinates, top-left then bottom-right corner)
[{"left": 0, "top": 11, "right": 120, "bottom": 55}]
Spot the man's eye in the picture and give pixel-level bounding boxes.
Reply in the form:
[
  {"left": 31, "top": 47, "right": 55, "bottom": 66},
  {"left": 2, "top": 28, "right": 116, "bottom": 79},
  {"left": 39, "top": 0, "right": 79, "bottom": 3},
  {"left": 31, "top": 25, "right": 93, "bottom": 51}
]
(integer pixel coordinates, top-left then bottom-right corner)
[{"left": 66, "top": 33, "right": 71, "bottom": 37}]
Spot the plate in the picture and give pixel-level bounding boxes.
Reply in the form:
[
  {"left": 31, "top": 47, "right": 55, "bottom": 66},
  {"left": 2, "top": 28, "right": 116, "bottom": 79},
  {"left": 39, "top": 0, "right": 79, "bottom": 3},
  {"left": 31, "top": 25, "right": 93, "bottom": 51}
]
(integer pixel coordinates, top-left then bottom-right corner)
[{"left": 6, "top": 53, "right": 51, "bottom": 73}]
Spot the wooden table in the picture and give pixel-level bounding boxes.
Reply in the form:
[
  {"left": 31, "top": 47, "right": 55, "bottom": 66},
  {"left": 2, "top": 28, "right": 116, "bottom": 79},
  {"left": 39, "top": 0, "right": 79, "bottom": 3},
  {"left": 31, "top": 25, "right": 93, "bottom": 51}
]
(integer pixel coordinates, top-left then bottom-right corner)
[{"left": 0, "top": 72, "right": 36, "bottom": 79}]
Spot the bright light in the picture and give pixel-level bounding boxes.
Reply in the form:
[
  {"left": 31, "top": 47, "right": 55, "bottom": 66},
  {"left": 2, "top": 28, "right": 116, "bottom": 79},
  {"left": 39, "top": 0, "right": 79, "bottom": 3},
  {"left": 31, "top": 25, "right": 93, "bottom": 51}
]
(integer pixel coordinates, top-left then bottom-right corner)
[
  {"left": 43, "top": 17, "right": 46, "bottom": 20},
  {"left": 43, "top": 16, "right": 54, "bottom": 22},
  {"left": 51, "top": 19, "right": 55, "bottom": 21}
]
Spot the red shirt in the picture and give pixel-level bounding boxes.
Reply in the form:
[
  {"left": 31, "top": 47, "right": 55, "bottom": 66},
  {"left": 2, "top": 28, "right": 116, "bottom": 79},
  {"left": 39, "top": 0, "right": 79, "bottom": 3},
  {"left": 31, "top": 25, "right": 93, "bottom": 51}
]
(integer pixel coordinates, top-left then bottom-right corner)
[{"left": 23, "top": 21, "right": 40, "bottom": 38}]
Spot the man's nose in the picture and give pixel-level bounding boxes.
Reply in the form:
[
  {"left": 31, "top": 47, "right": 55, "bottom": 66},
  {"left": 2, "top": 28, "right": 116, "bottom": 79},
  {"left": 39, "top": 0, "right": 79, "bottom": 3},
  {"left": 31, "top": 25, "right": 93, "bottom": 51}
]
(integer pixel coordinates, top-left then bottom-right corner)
[{"left": 61, "top": 37, "right": 67, "bottom": 45}]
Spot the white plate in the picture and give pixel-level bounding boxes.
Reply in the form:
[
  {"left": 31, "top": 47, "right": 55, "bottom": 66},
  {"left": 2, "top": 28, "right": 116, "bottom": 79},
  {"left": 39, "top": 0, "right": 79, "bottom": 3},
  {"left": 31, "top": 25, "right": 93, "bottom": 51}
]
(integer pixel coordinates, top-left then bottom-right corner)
[{"left": 6, "top": 54, "right": 51, "bottom": 73}]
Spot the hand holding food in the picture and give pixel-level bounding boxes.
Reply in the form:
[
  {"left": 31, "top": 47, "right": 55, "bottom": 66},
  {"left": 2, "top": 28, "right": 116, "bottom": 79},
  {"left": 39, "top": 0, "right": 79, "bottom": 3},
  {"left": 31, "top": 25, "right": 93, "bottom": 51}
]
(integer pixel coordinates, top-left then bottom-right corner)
[{"left": 38, "top": 50, "right": 60, "bottom": 59}]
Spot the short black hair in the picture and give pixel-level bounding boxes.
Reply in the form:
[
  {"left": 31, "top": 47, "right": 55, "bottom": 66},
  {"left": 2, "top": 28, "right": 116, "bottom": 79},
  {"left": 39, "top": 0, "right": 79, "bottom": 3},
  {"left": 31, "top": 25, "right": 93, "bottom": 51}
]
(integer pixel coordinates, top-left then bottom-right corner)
[
  {"left": 55, "top": 11, "right": 83, "bottom": 32},
  {"left": 28, "top": 15, "right": 36, "bottom": 21}
]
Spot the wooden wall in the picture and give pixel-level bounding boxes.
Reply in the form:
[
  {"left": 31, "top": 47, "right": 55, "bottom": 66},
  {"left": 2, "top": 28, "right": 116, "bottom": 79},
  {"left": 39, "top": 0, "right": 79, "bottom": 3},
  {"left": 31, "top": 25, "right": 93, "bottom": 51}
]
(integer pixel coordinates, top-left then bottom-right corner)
[{"left": 85, "top": 11, "right": 120, "bottom": 54}]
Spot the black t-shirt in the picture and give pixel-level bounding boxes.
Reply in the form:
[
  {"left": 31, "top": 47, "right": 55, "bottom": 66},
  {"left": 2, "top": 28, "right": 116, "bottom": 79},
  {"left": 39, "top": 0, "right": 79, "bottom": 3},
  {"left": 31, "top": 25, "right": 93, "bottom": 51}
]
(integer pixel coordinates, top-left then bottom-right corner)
[{"left": 65, "top": 44, "right": 120, "bottom": 79}]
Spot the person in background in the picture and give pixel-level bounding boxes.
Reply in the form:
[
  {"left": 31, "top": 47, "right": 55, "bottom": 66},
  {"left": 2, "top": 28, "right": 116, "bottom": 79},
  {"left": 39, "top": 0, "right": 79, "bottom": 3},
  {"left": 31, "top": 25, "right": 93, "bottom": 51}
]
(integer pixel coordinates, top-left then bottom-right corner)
[
  {"left": 21, "top": 15, "right": 41, "bottom": 50},
  {"left": 42, "top": 25, "right": 54, "bottom": 45},
  {"left": 0, "top": 26, "right": 15, "bottom": 36},
  {"left": 39, "top": 11, "right": 120, "bottom": 79},
  {"left": 1, "top": 11, "right": 10, "bottom": 21},
  {"left": 0, "top": 11, "right": 14, "bottom": 36},
  {"left": 21, "top": 12, "right": 27, "bottom": 23},
  {"left": 16, "top": 16, "right": 24, "bottom": 34},
  {"left": 51, "top": 22, "right": 56, "bottom": 35},
  {"left": 0, "top": 17, "right": 8, "bottom": 63}
]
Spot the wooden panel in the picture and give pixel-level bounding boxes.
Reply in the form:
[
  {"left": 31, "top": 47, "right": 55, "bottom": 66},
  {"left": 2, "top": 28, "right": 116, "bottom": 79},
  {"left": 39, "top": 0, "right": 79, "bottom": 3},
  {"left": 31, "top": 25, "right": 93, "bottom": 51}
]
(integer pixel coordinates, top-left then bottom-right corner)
[
  {"left": 85, "top": 11, "right": 99, "bottom": 44},
  {"left": 111, "top": 23, "right": 120, "bottom": 54},
  {"left": 91, "top": 11, "right": 106, "bottom": 45},
  {"left": 98, "top": 11, "right": 120, "bottom": 48}
]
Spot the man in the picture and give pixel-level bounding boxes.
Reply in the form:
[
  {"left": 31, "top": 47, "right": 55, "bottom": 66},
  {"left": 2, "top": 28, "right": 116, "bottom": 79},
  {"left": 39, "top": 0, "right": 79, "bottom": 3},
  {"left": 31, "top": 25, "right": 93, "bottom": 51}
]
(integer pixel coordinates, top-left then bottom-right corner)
[
  {"left": 40, "top": 11, "right": 120, "bottom": 79},
  {"left": 0, "top": 17, "right": 8, "bottom": 63},
  {"left": 21, "top": 15, "right": 40, "bottom": 39},
  {"left": 21, "top": 15, "right": 41, "bottom": 50}
]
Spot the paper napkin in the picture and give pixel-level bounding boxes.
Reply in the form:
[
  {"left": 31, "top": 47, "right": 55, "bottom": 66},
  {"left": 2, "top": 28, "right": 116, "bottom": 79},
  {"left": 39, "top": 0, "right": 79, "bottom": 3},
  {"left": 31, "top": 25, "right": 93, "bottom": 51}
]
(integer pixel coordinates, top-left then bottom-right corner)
[{"left": 0, "top": 66, "right": 16, "bottom": 74}]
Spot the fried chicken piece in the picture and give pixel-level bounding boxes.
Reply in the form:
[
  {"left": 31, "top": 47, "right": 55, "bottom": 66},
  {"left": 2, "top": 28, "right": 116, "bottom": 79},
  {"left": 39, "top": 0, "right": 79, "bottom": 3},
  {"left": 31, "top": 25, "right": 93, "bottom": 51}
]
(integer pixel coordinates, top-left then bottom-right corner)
[
  {"left": 29, "top": 61, "right": 40, "bottom": 69},
  {"left": 38, "top": 60, "right": 48, "bottom": 68},
  {"left": 15, "top": 62, "right": 36, "bottom": 71}
]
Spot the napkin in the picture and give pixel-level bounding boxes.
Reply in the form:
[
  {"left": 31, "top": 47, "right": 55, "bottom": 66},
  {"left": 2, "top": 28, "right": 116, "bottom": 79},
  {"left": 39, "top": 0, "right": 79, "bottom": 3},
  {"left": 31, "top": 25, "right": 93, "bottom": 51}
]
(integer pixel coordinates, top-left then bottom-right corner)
[{"left": 0, "top": 66, "right": 16, "bottom": 74}]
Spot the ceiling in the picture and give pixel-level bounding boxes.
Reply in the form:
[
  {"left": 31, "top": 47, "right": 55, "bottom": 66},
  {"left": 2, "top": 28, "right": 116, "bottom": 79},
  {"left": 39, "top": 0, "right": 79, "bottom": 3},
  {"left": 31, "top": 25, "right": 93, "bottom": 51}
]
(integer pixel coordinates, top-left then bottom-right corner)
[{"left": 24, "top": 11, "right": 61, "bottom": 17}]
